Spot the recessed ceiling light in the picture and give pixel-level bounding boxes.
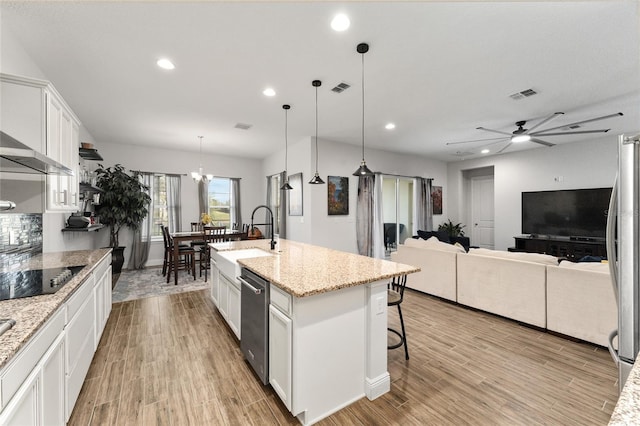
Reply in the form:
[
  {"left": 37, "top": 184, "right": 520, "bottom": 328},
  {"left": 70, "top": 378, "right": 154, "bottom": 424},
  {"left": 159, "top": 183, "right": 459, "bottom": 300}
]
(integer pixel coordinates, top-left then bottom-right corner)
[
  {"left": 263, "top": 88, "right": 276, "bottom": 97},
  {"left": 331, "top": 14, "right": 350, "bottom": 32},
  {"left": 156, "top": 58, "right": 175, "bottom": 70},
  {"left": 481, "top": 149, "right": 490, "bottom": 154},
  {"left": 385, "top": 123, "right": 396, "bottom": 130}
]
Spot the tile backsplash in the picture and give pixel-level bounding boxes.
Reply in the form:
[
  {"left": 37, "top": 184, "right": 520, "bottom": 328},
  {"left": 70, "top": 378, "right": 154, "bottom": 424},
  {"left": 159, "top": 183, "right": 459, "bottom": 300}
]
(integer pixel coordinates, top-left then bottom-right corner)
[{"left": 0, "top": 213, "right": 43, "bottom": 269}]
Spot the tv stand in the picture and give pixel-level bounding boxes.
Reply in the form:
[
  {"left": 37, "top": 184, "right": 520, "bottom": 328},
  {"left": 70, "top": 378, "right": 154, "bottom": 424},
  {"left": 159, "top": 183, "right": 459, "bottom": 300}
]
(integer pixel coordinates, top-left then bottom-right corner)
[{"left": 512, "top": 235, "right": 606, "bottom": 261}]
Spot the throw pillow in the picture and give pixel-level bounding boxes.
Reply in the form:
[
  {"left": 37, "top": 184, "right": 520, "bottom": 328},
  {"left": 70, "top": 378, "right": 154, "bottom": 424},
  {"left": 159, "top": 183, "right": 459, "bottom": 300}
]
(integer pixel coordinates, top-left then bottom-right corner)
[{"left": 424, "top": 236, "right": 466, "bottom": 253}]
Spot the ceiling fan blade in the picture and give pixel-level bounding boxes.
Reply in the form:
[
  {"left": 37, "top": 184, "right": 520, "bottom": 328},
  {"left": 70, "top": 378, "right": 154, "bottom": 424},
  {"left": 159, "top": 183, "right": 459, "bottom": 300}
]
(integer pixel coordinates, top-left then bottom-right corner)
[
  {"left": 532, "top": 129, "right": 611, "bottom": 137},
  {"left": 526, "top": 112, "right": 564, "bottom": 133},
  {"left": 446, "top": 136, "right": 508, "bottom": 146},
  {"left": 497, "top": 142, "right": 512, "bottom": 153},
  {"left": 530, "top": 112, "right": 623, "bottom": 135},
  {"left": 476, "top": 126, "right": 512, "bottom": 136},
  {"left": 530, "top": 138, "right": 555, "bottom": 147}
]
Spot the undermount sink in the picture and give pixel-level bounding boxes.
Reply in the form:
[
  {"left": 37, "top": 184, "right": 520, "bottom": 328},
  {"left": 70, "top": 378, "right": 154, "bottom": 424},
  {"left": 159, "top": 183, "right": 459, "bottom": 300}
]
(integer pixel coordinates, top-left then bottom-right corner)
[{"left": 216, "top": 248, "right": 274, "bottom": 281}]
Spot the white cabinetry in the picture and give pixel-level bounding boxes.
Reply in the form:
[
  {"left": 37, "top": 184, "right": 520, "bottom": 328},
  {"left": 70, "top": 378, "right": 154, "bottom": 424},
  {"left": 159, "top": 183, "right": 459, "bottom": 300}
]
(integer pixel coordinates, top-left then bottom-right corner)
[
  {"left": 45, "top": 89, "right": 80, "bottom": 212},
  {"left": 227, "top": 276, "right": 241, "bottom": 339},
  {"left": 0, "top": 73, "right": 80, "bottom": 212},
  {"left": 210, "top": 255, "right": 220, "bottom": 306},
  {"left": 268, "top": 303, "right": 292, "bottom": 410},
  {"left": 93, "top": 257, "right": 112, "bottom": 349},
  {"left": 0, "top": 309, "right": 65, "bottom": 426},
  {"left": 0, "top": 254, "right": 113, "bottom": 425}
]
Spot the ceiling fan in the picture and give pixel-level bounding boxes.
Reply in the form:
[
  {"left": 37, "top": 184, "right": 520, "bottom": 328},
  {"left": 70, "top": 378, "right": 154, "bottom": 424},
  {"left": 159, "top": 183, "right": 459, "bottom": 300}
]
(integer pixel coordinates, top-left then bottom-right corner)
[{"left": 446, "top": 111, "right": 623, "bottom": 154}]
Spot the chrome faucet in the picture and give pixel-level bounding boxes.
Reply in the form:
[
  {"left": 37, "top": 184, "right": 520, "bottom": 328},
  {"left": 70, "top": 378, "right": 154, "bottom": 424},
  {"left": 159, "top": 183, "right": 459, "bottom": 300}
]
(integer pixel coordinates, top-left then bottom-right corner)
[{"left": 250, "top": 204, "right": 276, "bottom": 250}]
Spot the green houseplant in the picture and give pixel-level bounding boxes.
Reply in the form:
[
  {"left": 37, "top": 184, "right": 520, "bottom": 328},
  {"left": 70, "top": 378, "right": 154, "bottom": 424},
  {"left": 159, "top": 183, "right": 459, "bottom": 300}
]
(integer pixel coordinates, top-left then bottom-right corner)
[
  {"left": 95, "top": 164, "right": 151, "bottom": 273},
  {"left": 438, "top": 219, "right": 466, "bottom": 237}
]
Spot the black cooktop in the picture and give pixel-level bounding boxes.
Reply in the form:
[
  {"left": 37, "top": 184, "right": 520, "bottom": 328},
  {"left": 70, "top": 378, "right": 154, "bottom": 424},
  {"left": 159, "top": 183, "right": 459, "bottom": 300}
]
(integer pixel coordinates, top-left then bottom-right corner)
[{"left": 0, "top": 265, "right": 86, "bottom": 301}]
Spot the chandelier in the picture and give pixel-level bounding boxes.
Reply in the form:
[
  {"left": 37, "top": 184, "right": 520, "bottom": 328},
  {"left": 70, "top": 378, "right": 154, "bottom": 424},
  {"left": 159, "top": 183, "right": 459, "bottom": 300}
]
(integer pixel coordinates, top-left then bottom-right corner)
[{"left": 191, "top": 136, "right": 213, "bottom": 182}]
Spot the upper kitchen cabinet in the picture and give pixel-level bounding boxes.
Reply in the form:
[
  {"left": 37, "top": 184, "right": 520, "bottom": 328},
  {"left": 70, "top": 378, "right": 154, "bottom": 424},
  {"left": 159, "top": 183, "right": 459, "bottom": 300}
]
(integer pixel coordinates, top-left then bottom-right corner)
[{"left": 1, "top": 73, "right": 82, "bottom": 212}]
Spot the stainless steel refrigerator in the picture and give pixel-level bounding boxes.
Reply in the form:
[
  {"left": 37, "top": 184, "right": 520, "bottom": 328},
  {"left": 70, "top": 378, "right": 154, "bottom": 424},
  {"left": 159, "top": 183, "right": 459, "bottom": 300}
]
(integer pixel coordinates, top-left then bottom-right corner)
[{"left": 607, "top": 133, "right": 640, "bottom": 391}]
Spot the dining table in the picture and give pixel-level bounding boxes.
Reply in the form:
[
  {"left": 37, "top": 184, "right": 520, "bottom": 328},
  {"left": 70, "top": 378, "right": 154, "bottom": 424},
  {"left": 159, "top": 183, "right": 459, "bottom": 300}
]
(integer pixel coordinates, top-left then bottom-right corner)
[{"left": 170, "top": 229, "right": 247, "bottom": 286}]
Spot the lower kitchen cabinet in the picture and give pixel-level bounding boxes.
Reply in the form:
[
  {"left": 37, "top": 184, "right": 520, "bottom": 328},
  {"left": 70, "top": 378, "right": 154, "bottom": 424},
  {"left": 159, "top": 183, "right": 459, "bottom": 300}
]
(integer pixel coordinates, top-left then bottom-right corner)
[
  {"left": 217, "top": 272, "right": 241, "bottom": 340},
  {"left": 268, "top": 304, "right": 292, "bottom": 410},
  {"left": 0, "top": 254, "right": 112, "bottom": 425},
  {"left": 210, "top": 257, "right": 220, "bottom": 306}
]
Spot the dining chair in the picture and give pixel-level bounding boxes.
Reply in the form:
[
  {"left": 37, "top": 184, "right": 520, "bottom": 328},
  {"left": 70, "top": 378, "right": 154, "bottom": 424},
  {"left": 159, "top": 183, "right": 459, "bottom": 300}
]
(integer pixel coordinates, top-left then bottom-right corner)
[
  {"left": 201, "top": 226, "right": 226, "bottom": 281},
  {"left": 162, "top": 225, "right": 196, "bottom": 283}
]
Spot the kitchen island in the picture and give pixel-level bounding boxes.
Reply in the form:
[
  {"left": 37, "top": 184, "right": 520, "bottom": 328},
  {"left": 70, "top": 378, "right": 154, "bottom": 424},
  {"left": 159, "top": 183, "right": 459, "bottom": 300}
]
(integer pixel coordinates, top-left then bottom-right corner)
[{"left": 210, "top": 239, "right": 419, "bottom": 425}]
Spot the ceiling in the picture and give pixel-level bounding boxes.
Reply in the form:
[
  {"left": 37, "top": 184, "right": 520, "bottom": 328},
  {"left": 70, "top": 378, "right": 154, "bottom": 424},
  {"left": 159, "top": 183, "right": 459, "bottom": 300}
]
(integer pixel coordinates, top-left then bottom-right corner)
[{"left": 2, "top": 1, "right": 639, "bottom": 162}]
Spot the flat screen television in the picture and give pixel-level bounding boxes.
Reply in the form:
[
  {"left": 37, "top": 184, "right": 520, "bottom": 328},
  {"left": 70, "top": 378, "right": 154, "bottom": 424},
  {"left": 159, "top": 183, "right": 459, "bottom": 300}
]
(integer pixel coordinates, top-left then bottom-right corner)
[{"left": 521, "top": 187, "right": 612, "bottom": 240}]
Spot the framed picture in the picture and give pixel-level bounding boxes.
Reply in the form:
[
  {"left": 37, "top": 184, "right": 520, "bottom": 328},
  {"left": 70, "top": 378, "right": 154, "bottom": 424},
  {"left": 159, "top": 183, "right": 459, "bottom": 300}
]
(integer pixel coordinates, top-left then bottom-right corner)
[
  {"left": 289, "top": 173, "right": 303, "bottom": 216},
  {"left": 431, "top": 185, "right": 443, "bottom": 215},
  {"left": 328, "top": 176, "right": 349, "bottom": 215}
]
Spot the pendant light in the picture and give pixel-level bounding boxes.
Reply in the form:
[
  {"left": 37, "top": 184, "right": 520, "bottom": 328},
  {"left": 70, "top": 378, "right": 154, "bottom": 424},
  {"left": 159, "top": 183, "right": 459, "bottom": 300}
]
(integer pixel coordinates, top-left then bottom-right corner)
[
  {"left": 353, "top": 42, "right": 374, "bottom": 177},
  {"left": 309, "top": 80, "right": 325, "bottom": 185},
  {"left": 191, "top": 136, "right": 213, "bottom": 182},
  {"left": 281, "top": 104, "right": 293, "bottom": 190}
]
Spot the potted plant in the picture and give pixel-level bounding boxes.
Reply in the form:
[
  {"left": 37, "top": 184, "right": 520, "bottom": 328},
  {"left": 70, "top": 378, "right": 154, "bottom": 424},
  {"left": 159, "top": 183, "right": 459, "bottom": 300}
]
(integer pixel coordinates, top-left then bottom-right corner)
[
  {"left": 95, "top": 164, "right": 151, "bottom": 273},
  {"left": 438, "top": 219, "right": 466, "bottom": 237}
]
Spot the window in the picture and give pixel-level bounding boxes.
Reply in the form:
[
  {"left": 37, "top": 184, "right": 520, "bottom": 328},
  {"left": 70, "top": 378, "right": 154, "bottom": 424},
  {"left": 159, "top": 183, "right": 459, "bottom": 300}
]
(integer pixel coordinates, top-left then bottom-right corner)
[
  {"left": 150, "top": 174, "right": 168, "bottom": 238},
  {"left": 208, "top": 177, "right": 232, "bottom": 228}
]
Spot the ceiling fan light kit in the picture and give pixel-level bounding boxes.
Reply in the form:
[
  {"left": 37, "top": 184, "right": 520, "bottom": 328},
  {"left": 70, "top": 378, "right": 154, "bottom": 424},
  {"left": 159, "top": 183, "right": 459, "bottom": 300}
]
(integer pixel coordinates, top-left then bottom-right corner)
[{"left": 448, "top": 111, "right": 624, "bottom": 155}]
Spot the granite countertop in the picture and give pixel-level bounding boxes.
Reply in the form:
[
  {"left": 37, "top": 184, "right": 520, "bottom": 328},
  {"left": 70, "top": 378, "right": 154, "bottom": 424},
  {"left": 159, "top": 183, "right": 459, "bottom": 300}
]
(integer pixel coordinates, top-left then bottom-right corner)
[
  {"left": 210, "top": 239, "right": 419, "bottom": 298},
  {"left": 0, "top": 249, "right": 112, "bottom": 370},
  {"left": 610, "top": 356, "right": 640, "bottom": 424}
]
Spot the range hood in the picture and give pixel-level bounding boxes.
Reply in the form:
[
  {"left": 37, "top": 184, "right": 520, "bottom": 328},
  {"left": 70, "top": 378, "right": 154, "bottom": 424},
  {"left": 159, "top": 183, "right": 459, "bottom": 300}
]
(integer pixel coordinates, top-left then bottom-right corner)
[{"left": 0, "top": 131, "right": 73, "bottom": 175}]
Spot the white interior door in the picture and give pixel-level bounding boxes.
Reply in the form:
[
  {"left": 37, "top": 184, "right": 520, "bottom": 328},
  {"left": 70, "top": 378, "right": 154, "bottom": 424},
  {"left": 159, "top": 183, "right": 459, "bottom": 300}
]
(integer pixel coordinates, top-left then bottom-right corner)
[{"left": 471, "top": 175, "right": 494, "bottom": 249}]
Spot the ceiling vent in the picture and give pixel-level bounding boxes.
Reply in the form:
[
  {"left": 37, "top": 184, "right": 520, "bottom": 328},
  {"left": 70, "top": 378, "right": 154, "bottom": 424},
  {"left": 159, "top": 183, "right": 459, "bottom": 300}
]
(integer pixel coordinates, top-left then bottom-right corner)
[
  {"left": 234, "top": 123, "right": 252, "bottom": 130},
  {"left": 451, "top": 151, "right": 475, "bottom": 157},
  {"left": 331, "top": 82, "right": 351, "bottom": 93},
  {"left": 509, "top": 88, "right": 538, "bottom": 100}
]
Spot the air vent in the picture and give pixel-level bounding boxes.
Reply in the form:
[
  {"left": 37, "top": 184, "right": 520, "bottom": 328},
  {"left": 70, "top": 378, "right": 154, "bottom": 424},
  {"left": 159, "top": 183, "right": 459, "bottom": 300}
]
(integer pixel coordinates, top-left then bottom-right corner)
[
  {"left": 509, "top": 88, "right": 538, "bottom": 100},
  {"left": 568, "top": 124, "right": 581, "bottom": 130},
  {"left": 451, "top": 151, "right": 475, "bottom": 157},
  {"left": 331, "top": 82, "right": 351, "bottom": 93},
  {"left": 234, "top": 123, "right": 252, "bottom": 130}
]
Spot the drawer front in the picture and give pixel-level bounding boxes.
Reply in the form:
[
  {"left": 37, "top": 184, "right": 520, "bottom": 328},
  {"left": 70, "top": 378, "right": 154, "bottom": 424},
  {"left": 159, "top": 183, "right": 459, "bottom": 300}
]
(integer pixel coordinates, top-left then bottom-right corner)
[
  {"left": 66, "top": 293, "right": 95, "bottom": 375},
  {"left": 93, "top": 255, "right": 110, "bottom": 280},
  {"left": 66, "top": 273, "right": 95, "bottom": 322},
  {"left": 0, "top": 307, "right": 64, "bottom": 409},
  {"left": 270, "top": 284, "right": 292, "bottom": 317}
]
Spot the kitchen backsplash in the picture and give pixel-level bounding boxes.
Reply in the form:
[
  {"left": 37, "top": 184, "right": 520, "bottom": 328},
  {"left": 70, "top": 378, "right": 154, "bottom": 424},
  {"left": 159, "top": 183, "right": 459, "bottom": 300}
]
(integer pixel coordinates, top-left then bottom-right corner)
[{"left": 0, "top": 213, "right": 43, "bottom": 270}]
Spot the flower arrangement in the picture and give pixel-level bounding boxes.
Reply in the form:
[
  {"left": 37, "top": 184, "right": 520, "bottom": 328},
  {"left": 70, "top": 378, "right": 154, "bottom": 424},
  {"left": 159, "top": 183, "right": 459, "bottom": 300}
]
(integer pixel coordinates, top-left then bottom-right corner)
[{"left": 201, "top": 213, "right": 211, "bottom": 225}]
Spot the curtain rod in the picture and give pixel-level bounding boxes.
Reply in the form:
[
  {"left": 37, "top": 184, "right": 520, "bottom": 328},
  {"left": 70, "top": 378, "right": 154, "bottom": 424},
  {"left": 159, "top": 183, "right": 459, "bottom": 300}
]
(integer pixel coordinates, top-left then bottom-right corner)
[
  {"left": 132, "top": 170, "right": 187, "bottom": 176},
  {"left": 374, "top": 171, "right": 432, "bottom": 180}
]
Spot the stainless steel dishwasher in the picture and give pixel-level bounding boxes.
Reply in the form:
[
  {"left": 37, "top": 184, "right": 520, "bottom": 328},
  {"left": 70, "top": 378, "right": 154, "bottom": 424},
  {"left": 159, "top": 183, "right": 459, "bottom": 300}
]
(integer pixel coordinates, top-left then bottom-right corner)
[{"left": 239, "top": 267, "right": 270, "bottom": 385}]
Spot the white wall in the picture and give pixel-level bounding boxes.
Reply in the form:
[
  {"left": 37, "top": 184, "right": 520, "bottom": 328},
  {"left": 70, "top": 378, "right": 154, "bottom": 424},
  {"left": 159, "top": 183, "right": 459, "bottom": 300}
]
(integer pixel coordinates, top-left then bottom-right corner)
[
  {"left": 97, "top": 141, "right": 264, "bottom": 268},
  {"left": 447, "top": 136, "right": 618, "bottom": 250},
  {"left": 264, "top": 137, "right": 449, "bottom": 253}
]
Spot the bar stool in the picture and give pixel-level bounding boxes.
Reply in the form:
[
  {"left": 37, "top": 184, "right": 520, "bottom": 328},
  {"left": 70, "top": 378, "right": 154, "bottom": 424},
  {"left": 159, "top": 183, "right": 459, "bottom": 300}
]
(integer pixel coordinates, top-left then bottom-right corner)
[{"left": 388, "top": 274, "right": 409, "bottom": 360}]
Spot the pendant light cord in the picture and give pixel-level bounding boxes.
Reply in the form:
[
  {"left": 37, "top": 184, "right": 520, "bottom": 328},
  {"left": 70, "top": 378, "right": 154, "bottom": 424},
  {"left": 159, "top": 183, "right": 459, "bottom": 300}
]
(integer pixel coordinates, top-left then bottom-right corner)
[
  {"left": 315, "top": 84, "right": 319, "bottom": 172},
  {"left": 361, "top": 52, "right": 366, "bottom": 162},
  {"left": 285, "top": 108, "right": 288, "bottom": 174}
]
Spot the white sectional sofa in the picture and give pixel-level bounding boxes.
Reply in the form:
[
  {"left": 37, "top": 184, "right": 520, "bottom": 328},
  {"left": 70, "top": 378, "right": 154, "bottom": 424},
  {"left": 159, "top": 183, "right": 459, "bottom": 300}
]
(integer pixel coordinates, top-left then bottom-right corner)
[
  {"left": 392, "top": 237, "right": 617, "bottom": 346},
  {"left": 547, "top": 262, "right": 616, "bottom": 347},
  {"left": 390, "top": 237, "right": 461, "bottom": 301}
]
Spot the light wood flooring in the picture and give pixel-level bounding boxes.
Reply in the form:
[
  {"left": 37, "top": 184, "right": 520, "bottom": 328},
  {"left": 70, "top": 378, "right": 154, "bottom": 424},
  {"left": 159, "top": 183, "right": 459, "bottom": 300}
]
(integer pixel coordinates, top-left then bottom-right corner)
[{"left": 68, "top": 288, "right": 619, "bottom": 425}]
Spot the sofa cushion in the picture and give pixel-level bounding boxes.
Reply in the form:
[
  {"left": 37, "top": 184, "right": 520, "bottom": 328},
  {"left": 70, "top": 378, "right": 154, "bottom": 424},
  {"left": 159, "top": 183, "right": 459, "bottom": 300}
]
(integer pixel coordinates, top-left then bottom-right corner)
[
  {"left": 424, "top": 236, "right": 466, "bottom": 253},
  {"left": 469, "top": 248, "right": 558, "bottom": 266},
  {"left": 559, "top": 260, "right": 609, "bottom": 273},
  {"left": 417, "top": 230, "right": 450, "bottom": 243}
]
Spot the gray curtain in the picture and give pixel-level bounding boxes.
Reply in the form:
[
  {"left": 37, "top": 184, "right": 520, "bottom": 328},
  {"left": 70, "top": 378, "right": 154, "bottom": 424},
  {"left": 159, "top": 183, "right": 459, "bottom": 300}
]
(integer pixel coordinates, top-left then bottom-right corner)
[
  {"left": 230, "top": 178, "right": 242, "bottom": 229},
  {"left": 198, "top": 179, "right": 208, "bottom": 219},
  {"left": 415, "top": 177, "right": 433, "bottom": 233},
  {"left": 166, "top": 174, "right": 182, "bottom": 232},
  {"left": 356, "top": 175, "right": 374, "bottom": 256},
  {"left": 130, "top": 172, "right": 153, "bottom": 269},
  {"left": 372, "top": 174, "right": 385, "bottom": 259}
]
